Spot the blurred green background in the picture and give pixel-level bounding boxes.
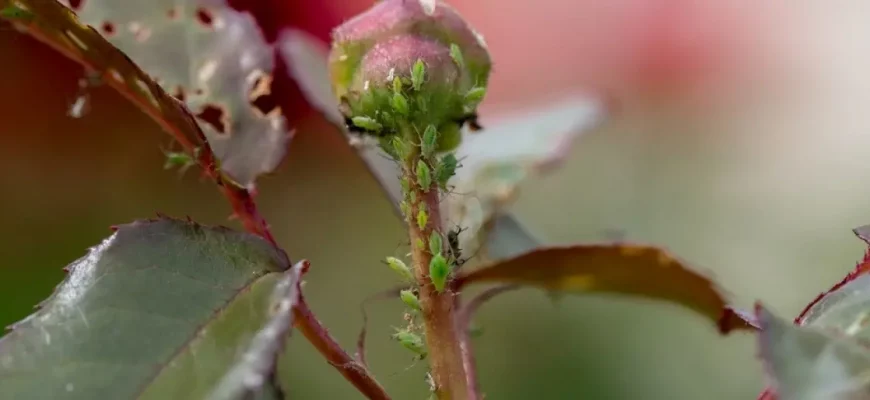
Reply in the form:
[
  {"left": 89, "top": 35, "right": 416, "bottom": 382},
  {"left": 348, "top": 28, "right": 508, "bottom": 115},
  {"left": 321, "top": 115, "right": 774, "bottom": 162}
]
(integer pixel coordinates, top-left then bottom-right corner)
[{"left": 6, "top": 1, "right": 870, "bottom": 398}]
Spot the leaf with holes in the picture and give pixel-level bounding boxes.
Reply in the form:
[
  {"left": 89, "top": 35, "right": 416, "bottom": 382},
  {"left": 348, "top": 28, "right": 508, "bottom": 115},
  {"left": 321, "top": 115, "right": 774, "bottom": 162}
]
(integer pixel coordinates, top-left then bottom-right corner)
[
  {"left": 277, "top": 29, "right": 609, "bottom": 263},
  {"left": 455, "top": 244, "right": 754, "bottom": 333},
  {"left": 756, "top": 305, "right": 870, "bottom": 400},
  {"left": 54, "top": 0, "right": 291, "bottom": 189},
  {"left": 0, "top": 0, "right": 209, "bottom": 161},
  {"left": 1, "top": 0, "right": 278, "bottom": 239},
  {"left": 0, "top": 218, "right": 297, "bottom": 400}
]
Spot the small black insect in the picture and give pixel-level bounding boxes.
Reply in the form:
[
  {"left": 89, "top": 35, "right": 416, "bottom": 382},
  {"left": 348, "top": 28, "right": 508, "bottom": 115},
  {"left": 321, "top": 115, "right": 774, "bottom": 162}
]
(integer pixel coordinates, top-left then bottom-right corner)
[
  {"left": 455, "top": 113, "right": 483, "bottom": 132},
  {"left": 344, "top": 116, "right": 368, "bottom": 134},
  {"left": 446, "top": 226, "right": 467, "bottom": 267}
]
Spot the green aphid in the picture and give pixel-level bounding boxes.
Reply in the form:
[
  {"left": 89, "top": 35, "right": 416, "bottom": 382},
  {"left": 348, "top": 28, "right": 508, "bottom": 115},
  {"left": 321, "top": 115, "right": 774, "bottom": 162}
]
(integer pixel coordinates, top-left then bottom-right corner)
[
  {"left": 435, "top": 153, "right": 458, "bottom": 189},
  {"left": 385, "top": 256, "right": 414, "bottom": 282},
  {"left": 417, "top": 95, "right": 429, "bottom": 114},
  {"left": 351, "top": 116, "right": 382, "bottom": 131},
  {"left": 390, "top": 136, "right": 410, "bottom": 160},
  {"left": 1, "top": 5, "right": 33, "bottom": 21},
  {"left": 417, "top": 208, "right": 429, "bottom": 230},
  {"left": 465, "top": 86, "right": 486, "bottom": 107},
  {"left": 162, "top": 147, "right": 198, "bottom": 176},
  {"left": 449, "top": 43, "right": 465, "bottom": 69},
  {"left": 421, "top": 124, "right": 438, "bottom": 158},
  {"left": 429, "top": 253, "right": 449, "bottom": 292},
  {"left": 416, "top": 160, "right": 432, "bottom": 191},
  {"left": 415, "top": 238, "right": 426, "bottom": 250},
  {"left": 392, "top": 329, "right": 427, "bottom": 357},
  {"left": 411, "top": 59, "right": 426, "bottom": 91},
  {"left": 391, "top": 92, "right": 409, "bottom": 116},
  {"left": 163, "top": 151, "right": 193, "bottom": 170},
  {"left": 400, "top": 176, "right": 411, "bottom": 195},
  {"left": 399, "top": 289, "right": 421, "bottom": 311},
  {"left": 399, "top": 201, "right": 411, "bottom": 219},
  {"left": 428, "top": 231, "right": 443, "bottom": 256},
  {"left": 392, "top": 77, "right": 403, "bottom": 94}
]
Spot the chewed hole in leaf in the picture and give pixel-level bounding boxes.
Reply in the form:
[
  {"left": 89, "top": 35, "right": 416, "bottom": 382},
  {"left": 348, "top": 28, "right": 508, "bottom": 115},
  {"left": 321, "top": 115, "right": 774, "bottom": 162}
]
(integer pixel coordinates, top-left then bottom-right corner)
[
  {"left": 248, "top": 72, "right": 280, "bottom": 117},
  {"left": 100, "top": 21, "right": 115, "bottom": 37},
  {"left": 196, "top": 103, "right": 229, "bottom": 135},
  {"left": 196, "top": 7, "right": 214, "bottom": 28},
  {"left": 166, "top": 6, "right": 180, "bottom": 21}
]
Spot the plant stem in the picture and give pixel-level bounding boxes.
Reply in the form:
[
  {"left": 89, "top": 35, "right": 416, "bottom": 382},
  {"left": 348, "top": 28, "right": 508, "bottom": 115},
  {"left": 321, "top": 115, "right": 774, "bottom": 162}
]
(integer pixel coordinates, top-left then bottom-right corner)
[
  {"left": 294, "top": 296, "right": 391, "bottom": 400},
  {"left": 457, "top": 285, "right": 519, "bottom": 400},
  {"left": 12, "top": 9, "right": 391, "bottom": 398},
  {"left": 404, "top": 154, "right": 469, "bottom": 399}
]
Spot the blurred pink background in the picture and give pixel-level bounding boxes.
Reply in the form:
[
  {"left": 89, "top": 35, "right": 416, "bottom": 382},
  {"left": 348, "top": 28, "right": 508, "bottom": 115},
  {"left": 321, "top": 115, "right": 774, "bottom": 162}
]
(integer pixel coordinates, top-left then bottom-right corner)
[{"left": 6, "top": 1, "right": 870, "bottom": 398}]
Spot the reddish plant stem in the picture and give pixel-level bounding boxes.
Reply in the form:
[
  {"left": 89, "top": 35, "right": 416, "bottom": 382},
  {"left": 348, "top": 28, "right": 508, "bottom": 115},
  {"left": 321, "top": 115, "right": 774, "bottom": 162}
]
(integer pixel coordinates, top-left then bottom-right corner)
[
  {"left": 9, "top": 13, "right": 388, "bottom": 398},
  {"left": 404, "top": 156, "right": 469, "bottom": 399},
  {"left": 455, "top": 285, "right": 519, "bottom": 400},
  {"left": 7, "top": 8, "right": 277, "bottom": 245},
  {"left": 294, "top": 296, "right": 390, "bottom": 400}
]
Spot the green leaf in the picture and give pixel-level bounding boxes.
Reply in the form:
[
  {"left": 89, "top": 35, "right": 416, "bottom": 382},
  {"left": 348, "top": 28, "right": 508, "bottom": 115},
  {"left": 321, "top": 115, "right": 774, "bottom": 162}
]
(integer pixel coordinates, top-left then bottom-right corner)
[
  {"left": 755, "top": 226, "right": 870, "bottom": 398},
  {"left": 445, "top": 96, "right": 607, "bottom": 262},
  {"left": 53, "top": 0, "right": 291, "bottom": 188},
  {"left": 208, "top": 261, "right": 305, "bottom": 400},
  {"left": 0, "top": 218, "right": 293, "bottom": 400},
  {"left": 455, "top": 244, "right": 753, "bottom": 333},
  {"left": 757, "top": 305, "right": 870, "bottom": 400},
  {"left": 794, "top": 227, "right": 870, "bottom": 331}
]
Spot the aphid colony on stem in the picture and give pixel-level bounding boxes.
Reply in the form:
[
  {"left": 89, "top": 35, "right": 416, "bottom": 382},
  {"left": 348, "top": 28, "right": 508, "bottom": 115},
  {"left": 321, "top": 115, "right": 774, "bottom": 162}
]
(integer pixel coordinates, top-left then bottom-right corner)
[{"left": 327, "top": 0, "right": 492, "bottom": 395}]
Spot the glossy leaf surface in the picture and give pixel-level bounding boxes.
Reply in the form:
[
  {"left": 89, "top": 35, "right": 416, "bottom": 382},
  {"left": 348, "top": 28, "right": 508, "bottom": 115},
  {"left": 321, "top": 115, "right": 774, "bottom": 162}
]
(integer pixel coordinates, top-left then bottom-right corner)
[{"left": 0, "top": 218, "right": 291, "bottom": 400}]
